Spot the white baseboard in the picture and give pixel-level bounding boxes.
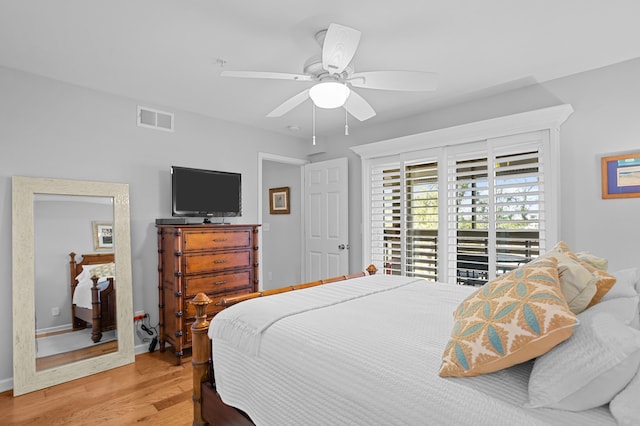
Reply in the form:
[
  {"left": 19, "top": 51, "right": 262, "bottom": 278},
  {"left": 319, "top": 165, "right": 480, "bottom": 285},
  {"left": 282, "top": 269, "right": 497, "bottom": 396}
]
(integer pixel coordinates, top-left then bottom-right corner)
[
  {"left": 0, "top": 376, "right": 13, "bottom": 393},
  {"left": 135, "top": 342, "right": 149, "bottom": 355},
  {"left": 36, "top": 323, "right": 73, "bottom": 335}
]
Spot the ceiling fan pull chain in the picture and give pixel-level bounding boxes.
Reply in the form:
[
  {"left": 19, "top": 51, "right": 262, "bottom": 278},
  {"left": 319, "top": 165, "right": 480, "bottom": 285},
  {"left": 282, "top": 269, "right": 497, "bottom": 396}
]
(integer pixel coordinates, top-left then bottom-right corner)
[
  {"left": 312, "top": 103, "right": 316, "bottom": 145},
  {"left": 345, "top": 107, "right": 349, "bottom": 136}
]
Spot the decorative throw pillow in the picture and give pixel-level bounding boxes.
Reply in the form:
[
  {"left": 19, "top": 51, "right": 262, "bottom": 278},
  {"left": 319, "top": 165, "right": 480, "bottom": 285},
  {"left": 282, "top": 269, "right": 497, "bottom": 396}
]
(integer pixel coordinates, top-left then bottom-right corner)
[
  {"left": 575, "top": 251, "right": 609, "bottom": 271},
  {"left": 610, "top": 368, "right": 640, "bottom": 426},
  {"left": 439, "top": 257, "right": 576, "bottom": 377},
  {"left": 75, "top": 263, "right": 113, "bottom": 282},
  {"left": 537, "top": 250, "right": 597, "bottom": 314},
  {"left": 88, "top": 262, "right": 116, "bottom": 279},
  {"left": 549, "top": 242, "right": 616, "bottom": 307},
  {"left": 528, "top": 311, "right": 640, "bottom": 411}
]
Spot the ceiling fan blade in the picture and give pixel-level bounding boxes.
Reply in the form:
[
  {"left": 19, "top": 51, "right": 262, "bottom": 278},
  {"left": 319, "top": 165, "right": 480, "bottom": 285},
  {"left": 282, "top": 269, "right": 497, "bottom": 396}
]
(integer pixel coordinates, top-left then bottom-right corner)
[
  {"left": 344, "top": 90, "right": 376, "bottom": 121},
  {"left": 322, "top": 23, "right": 361, "bottom": 75},
  {"left": 349, "top": 71, "right": 438, "bottom": 91},
  {"left": 266, "top": 89, "right": 311, "bottom": 117},
  {"left": 221, "top": 70, "right": 313, "bottom": 82}
]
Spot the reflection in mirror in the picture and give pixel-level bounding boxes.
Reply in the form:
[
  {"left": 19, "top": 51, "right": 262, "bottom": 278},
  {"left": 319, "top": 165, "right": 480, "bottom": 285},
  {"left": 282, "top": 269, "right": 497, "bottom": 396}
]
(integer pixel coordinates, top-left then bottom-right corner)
[
  {"left": 34, "top": 194, "right": 117, "bottom": 371},
  {"left": 12, "top": 177, "right": 134, "bottom": 396}
]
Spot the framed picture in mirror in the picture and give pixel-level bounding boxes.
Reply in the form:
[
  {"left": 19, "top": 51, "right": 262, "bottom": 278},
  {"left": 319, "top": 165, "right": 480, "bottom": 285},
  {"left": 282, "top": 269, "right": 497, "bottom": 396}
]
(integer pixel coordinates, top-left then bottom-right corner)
[{"left": 93, "top": 221, "right": 113, "bottom": 250}]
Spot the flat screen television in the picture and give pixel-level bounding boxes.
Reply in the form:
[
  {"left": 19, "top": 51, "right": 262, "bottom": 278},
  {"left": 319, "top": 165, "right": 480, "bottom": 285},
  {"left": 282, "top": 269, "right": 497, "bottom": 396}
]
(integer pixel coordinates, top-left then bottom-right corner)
[{"left": 171, "top": 166, "right": 241, "bottom": 222}]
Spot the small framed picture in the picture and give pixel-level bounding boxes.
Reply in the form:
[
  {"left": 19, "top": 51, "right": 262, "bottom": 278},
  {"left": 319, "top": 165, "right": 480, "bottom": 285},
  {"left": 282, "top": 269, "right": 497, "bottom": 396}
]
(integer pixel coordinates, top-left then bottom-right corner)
[
  {"left": 269, "top": 187, "right": 290, "bottom": 214},
  {"left": 93, "top": 221, "right": 114, "bottom": 250},
  {"left": 601, "top": 152, "right": 640, "bottom": 199}
]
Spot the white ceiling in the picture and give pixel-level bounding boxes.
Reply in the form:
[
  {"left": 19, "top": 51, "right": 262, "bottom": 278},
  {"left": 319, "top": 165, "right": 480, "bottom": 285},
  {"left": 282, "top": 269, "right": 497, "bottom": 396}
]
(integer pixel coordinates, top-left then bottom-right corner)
[{"left": 2, "top": 0, "right": 640, "bottom": 141}]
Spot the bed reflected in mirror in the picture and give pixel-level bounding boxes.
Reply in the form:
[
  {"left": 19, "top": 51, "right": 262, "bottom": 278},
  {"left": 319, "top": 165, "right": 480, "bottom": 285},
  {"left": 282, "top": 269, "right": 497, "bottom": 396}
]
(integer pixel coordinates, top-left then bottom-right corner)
[{"left": 34, "top": 194, "right": 118, "bottom": 371}]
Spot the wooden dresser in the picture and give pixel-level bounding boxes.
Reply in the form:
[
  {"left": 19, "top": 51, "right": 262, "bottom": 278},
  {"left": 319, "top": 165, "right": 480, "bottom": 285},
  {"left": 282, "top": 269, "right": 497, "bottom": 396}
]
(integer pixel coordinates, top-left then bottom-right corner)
[{"left": 156, "top": 223, "right": 260, "bottom": 364}]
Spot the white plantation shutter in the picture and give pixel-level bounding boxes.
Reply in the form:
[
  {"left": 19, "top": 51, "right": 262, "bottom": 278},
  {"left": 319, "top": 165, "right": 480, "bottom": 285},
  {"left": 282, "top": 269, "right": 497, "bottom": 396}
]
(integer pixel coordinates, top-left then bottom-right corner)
[
  {"left": 370, "top": 156, "right": 439, "bottom": 279},
  {"left": 494, "top": 148, "right": 543, "bottom": 276},
  {"left": 366, "top": 130, "right": 551, "bottom": 285},
  {"left": 370, "top": 160, "right": 402, "bottom": 275},
  {"left": 445, "top": 132, "right": 546, "bottom": 284},
  {"left": 447, "top": 151, "right": 490, "bottom": 285},
  {"left": 404, "top": 160, "right": 439, "bottom": 280}
]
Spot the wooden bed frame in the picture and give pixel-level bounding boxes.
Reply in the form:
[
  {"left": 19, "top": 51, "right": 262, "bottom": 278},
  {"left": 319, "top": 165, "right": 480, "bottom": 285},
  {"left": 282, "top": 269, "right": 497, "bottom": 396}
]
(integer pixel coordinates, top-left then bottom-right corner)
[
  {"left": 69, "top": 252, "right": 117, "bottom": 343},
  {"left": 190, "top": 265, "right": 378, "bottom": 426}
]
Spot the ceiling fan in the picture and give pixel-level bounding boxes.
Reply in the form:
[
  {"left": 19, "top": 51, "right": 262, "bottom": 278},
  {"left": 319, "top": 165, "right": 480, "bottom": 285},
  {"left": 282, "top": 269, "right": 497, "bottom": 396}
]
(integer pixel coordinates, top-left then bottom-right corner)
[{"left": 221, "top": 23, "right": 438, "bottom": 122}]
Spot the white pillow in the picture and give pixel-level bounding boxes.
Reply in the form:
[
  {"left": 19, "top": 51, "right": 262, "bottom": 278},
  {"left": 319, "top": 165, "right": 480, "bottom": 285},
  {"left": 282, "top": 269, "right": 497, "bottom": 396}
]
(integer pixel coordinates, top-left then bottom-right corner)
[
  {"left": 582, "top": 296, "right": 640, "bottom": 326},
  {"left": 604, "top": 268, "right": 640, "bottom": 300},
  {"left": 527, "top": 311, "right": 640, "bottom": 411},
  {"left": 610, "top": 368, "right": 640, "bottom": 425}
]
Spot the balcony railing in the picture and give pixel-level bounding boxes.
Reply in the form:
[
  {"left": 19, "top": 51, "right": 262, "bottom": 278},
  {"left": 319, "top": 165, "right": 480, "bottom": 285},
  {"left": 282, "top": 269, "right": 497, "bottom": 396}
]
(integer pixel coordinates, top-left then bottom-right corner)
[{"left": 380, "top": 229, "right": 540, "bottom": 286}]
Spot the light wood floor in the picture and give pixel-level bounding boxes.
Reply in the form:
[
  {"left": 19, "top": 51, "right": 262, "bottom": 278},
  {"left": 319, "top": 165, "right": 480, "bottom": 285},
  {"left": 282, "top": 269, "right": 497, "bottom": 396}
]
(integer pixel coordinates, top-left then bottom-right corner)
[
  {"left": 36, "top": 340, "right": 118, "bottom": 371},
  {"left": 0, "top": 350, "right": 194, "bottom": 425}
]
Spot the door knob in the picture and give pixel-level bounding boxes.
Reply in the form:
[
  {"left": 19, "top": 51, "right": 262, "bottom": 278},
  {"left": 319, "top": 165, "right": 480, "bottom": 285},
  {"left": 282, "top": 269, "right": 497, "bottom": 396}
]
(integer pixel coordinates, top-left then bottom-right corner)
[{"left": 338, "top": 244, "right": 346, "bottom": 250}]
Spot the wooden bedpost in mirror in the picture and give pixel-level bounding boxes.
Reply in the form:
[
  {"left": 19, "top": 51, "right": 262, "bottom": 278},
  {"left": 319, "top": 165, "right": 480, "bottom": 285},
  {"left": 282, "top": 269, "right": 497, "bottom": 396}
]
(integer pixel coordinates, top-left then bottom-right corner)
[{"left": 12, "top": 176, "right": 135, "bottom": 396}]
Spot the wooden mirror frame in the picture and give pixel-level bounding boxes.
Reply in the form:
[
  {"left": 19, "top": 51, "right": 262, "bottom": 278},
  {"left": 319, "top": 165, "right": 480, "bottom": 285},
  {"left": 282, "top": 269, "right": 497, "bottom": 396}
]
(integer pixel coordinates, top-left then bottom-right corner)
[{"left": 12, "top": 176, "right": 134, "bottom": 396}]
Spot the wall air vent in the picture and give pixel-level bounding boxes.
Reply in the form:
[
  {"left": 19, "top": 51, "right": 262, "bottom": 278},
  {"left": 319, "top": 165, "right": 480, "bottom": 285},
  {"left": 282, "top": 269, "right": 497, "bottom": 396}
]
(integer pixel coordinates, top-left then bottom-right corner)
[{"left": 137, "top": 105, "right": 174, "bottom": 132}]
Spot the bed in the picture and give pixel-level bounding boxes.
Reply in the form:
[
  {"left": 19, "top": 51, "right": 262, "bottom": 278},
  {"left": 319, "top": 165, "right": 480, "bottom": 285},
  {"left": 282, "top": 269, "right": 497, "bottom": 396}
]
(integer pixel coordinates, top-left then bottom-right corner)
[
  {"left": 69, "top": 252, "right": 117, "bottom": 343},
  {"left": 190, "top": 247, "right": 640, "bottom": 425}
]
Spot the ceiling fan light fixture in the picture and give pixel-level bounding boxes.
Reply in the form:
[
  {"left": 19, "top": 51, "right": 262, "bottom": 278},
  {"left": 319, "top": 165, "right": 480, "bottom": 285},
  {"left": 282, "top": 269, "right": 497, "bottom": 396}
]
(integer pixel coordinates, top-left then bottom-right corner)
[{"left": 309, "top": 82, "right": 350, "bottom": 109}]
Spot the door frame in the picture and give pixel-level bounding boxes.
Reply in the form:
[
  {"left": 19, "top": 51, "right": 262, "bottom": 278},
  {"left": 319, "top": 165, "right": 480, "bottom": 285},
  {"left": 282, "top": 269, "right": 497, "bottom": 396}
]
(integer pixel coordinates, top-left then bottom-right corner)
[{"left": 258, "top": 152, "right": 309, "bottom": 290}]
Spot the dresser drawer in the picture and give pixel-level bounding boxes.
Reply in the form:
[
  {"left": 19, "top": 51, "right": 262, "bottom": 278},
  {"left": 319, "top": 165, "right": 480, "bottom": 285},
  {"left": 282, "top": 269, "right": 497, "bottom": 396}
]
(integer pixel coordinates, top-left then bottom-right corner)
[
  {"left": 184, "top": 270, "right": 252, "bottom": 297},
  {"left": 184, "top": 318, "right": 214, "bottom": 346},
  {"left": 185, "top": 298, "right": 225, "bottom": 319},
  {"left": 182, "top": 229, "right": 251, "bottom": 252},
  {"left": 184, "top": 287, "right": 253, "bottom": 319},
  {"left": 184, "top": 250, "right": 250, "bottom": 275}
]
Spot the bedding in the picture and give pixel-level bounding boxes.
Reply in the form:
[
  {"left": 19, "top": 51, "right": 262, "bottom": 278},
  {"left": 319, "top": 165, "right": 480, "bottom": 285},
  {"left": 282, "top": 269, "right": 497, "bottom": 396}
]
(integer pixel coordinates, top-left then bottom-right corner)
[
  {"left": 527, "top": 311, "right": 640, "bottom": 411},
  {"left": 211, "top": 274, "right": 617, "bottom": 425},
  {"left": 72, "top": 262, "right": 115, "bottom": 309},
  {"left": 69, "top": 252, "right": 116, "bottom": 343},
  {"left": 72, "top": 278, "right": 111, "bottom": 309}
]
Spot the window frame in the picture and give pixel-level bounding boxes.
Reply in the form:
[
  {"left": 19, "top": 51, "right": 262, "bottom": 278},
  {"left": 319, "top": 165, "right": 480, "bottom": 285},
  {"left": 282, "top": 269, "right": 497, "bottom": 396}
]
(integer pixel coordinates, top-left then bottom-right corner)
[{"left": 352, "top": 104, "right": 573, "bottom": 282}]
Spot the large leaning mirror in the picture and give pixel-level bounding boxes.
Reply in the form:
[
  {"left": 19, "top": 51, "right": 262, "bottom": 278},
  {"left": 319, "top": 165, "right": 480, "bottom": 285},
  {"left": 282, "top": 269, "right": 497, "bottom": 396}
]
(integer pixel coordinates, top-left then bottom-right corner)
[{"left": 12, "top": 176, "right": 134, "bottom": 396}]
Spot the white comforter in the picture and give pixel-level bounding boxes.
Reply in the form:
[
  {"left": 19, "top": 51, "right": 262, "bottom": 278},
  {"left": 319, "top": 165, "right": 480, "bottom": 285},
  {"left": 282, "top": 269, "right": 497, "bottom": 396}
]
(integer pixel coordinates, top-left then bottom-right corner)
[
  {"left": 211, "top": 275, "right": 615, "bottom": 426},
  {"left": 72, "top": 278, "right": 111, "bottom": 309}
]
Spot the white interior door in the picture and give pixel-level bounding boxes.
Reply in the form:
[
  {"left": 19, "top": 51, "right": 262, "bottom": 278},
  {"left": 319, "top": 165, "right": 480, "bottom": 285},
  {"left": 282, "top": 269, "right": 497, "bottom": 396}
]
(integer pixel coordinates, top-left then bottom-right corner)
[{"left": 304, "top": 157, "right": 349, "bottom": 281}]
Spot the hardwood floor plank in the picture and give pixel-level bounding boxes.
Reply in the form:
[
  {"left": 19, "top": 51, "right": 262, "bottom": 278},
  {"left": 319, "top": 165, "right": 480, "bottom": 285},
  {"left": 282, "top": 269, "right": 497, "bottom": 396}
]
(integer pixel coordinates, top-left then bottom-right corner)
[{"left": 0, "top": 352, "right": 196, "bottom": 425}]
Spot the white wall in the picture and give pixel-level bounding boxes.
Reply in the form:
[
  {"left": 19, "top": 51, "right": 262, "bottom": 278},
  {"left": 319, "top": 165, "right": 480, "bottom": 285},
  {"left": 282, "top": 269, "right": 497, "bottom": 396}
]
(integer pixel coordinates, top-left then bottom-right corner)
[
  {"left": 0, "top": 66, "right": 309, "bottom": 389},
  {"left": 313, "top": 57, "right": 640, "bottom": 273},
  {"left": 261, "top": 161, "right": 302, "bottom": 289}
]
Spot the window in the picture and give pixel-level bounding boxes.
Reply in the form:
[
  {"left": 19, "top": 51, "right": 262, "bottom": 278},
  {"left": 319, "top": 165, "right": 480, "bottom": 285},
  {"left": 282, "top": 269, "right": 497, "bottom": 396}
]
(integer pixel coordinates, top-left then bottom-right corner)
[
  {"left": 371, "top": 159, "right": 438, "bottom": 279},
  {"left": 354, "top": 105, "right": 572, "bottom": 284}
]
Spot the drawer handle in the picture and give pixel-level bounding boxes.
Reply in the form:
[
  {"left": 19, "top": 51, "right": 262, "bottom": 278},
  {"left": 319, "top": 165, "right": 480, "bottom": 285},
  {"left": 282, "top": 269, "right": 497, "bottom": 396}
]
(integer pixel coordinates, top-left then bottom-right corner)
[
  {"left": 214, "top": 260, "right": 227, "bottom": 264},
  {"left": 214, "top": 280, "right": 227, "bottom": 285},
  {"left": 213, "top": 238, "right": 227, "bottom": 242}
]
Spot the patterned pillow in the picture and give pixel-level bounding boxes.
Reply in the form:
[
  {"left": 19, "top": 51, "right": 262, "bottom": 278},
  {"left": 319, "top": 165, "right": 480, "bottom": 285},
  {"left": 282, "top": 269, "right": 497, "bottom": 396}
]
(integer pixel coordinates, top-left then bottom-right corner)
[
  {"left": 89, "top": 262, "right": 116, "bottom": 279},
  {"left": 538, "top": 248, "right": 598, "bottom": 314},
  {"left": 440, "top": 257, "right": 577, "bottom": 377},
  {"left": 576, "top": 251, "right": 608, "bottom": 272},
  {"left": 550, "top": 242, "right": 616, "bottom": 307}
]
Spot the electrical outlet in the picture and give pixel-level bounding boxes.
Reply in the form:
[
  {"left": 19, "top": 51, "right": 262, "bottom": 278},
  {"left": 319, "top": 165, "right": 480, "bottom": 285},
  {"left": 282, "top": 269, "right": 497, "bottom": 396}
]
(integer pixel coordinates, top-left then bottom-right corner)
[{"left": 51, "top": 306, "right": 60, "bottom": 316}]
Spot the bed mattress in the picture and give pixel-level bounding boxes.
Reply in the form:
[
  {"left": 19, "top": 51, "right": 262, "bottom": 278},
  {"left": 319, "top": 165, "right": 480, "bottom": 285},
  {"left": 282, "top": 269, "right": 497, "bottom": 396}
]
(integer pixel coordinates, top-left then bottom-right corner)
[{"left": 211, "top": 275, "right": 615, "bottom": 425}]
